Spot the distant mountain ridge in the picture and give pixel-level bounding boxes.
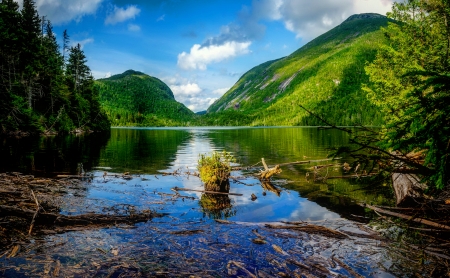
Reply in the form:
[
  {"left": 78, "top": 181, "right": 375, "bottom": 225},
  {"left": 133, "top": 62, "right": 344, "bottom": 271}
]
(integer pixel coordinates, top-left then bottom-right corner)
[
  {"left": 205, "top": 13, "right": 393, "bottom": 126},
  {"left": 95, "top": 70, "right": 194, "bottom": 126}
]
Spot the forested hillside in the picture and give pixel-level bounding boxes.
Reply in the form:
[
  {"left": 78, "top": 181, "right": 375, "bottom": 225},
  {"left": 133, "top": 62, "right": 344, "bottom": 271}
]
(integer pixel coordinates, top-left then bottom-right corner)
[
  {"left": 0, "top": 0, "right": 110, "bottom": 135},
  {"left": 204, "top": 13, "right": 392, "bottom": 126},
  {"left": 95, "top": 70, "right": 195, "bottom": 126}
]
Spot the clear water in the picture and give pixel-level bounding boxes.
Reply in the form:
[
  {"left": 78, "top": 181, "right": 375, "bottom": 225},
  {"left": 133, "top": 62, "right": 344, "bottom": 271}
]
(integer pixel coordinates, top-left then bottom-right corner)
[{"left": 2, "top": 127, "right": 409, "bottom": 277}]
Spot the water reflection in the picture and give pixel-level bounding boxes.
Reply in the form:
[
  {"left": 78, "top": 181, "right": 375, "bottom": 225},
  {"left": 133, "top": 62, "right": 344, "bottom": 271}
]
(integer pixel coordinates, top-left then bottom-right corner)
[
  {"left": 0, "top": 127, "right": 392, "bottom": 221},
  {"left": 260, "top": 181, "right": 282, "bottom": 196},
  {"left": 199, "top": 193, "right": 236, "bottom": 219},
  {"left": 0, "top": 132, "right": 110, "bottom": 176}
]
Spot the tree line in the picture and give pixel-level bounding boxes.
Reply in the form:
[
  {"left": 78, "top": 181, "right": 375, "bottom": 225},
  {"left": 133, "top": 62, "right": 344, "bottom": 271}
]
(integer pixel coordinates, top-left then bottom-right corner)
[{"left": 0, "top": 0, "right": 109, "bottom": 135}]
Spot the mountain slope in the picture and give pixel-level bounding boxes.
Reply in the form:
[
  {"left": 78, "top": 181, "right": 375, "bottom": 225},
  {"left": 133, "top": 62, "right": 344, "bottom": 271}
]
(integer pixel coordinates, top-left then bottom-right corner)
[
  {"left": 205, "top": 13, "right": 392, "bottom": 126},
  {"left": 95, "top": 70, "right": 195, "bottom": 126}
]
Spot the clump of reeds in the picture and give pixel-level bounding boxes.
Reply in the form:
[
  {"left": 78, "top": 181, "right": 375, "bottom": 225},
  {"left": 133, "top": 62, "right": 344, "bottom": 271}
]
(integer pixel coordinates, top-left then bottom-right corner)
[{"left": 197, "top": 150, "right": 234, "bottom": 192}]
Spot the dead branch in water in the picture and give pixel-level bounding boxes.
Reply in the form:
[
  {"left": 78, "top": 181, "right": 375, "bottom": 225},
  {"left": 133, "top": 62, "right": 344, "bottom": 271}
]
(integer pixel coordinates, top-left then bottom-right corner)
[
  {"left": 361, "top": 204, "right": 450, "bottom": 230},
  {"left": 28, "top": 188, "right": 40, "bottom": 235},
  {"left": 1, "top": 205, "right": 163, "bottom": 228},
  {"left": 265, "top": 223, "right": 348, "bottom": 239},
  {"left": 258, "top": 158, "right": 282, "bottom": 181}
]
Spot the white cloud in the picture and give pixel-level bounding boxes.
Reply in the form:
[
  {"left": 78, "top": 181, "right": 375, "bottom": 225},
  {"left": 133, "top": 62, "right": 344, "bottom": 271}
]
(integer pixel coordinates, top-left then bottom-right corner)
[
  {"left": 157, "top": 14, "right": 165, "bottom": 22},
  {"left": 15, "top": 0, "right": 103, "bottom": 25},
  {"left": 163, "top": 78, "right": 226, "bottom": 112},
  {"left": 271, "top": 0, "right": 395, "bottom": 40},
  {"left": 352, "top": 0, "right": 394, "bottom": 15},
  {"left": 169, "top": 83, "right": 202, "bottom": 96},
  {"left": 176, "top": 0, "right": 394, "bottom": 72},
  {"left": 71, "top": 38, "right": 94, "bottom": 49},
  {"left": 184, "top": 96, "right": 218, "bottom": 112},
  {"left": 105, "top": 72, "right": 112, "bottom": 78},
  {"left": 128, "top": 24, "right": 141, "bottom": 32},
  {"left": 212, "top": 88, "right": 230, "bottom": 96},
  {"left": 105, "top": 5, "right": 140, "bottom": 25},
  {"left": 177, "top": 41, "right": 251, "bottom": 70}
]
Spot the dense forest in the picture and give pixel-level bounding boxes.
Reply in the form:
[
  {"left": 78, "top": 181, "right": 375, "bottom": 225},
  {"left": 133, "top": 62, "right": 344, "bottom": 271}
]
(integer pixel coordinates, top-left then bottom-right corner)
[
  {"left": 95, "top": 70, "right": 195, "bottom": 127},
  {"left": 0, "top": 0, "right": 109, "bottom": 135},
  {"left": 360, "top": 0, "right": 450, "bottom": 189}
]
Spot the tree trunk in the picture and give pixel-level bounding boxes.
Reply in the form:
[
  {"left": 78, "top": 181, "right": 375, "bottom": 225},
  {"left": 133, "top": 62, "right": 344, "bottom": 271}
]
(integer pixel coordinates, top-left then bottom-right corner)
[{"left": 392, "top": 173, "right": 428, "bottom": 207}]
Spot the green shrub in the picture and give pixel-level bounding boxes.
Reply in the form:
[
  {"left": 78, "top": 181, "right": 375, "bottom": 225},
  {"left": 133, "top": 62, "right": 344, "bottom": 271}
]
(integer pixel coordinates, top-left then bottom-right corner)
[{"left": 197, "top": 151, "right": 234, "bottom": 191}]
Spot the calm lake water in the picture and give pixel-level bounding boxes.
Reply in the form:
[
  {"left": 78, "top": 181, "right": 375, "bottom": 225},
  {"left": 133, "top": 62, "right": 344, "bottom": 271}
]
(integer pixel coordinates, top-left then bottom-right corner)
[
  {"left": 1, "top": 127, "right": 434, "bottom": 277},
  {"left": 0, "top": 127, "right": 392, "bottom": 222}
]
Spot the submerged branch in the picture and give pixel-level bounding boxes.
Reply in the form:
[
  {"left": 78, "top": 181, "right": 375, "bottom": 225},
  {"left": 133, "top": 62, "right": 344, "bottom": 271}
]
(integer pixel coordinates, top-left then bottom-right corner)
[{"left": 362, "top": 204, "right": 450, "bottom": 230}]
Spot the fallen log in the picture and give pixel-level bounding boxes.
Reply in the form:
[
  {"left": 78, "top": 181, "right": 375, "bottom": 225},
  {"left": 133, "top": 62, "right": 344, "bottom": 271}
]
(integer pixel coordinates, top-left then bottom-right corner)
[
  {"left": 172, "top": 187, "right": 243, "bottom": 196},
  {"left": 332, "top": 257, "right": 364, "bottom": 278},
  {"left": 0, "top": 205, "right": 164, "bottom": 228},
  {"left": 232, "top": 157, "right": 341, "bottom": 170},
  {"left": 258, "top": 158, "right": 282, "bottom": 181},
  {"left": 56, "top": 174, "right": 93, "bottom": 179},
  {"left": 326, "top": 174, "right": 377, "bottom": 179},
  {"left": 265, "top": 223, "right": 348, "bottom": 239},
  {"left": 362, "top": 204, "right": 450, "bottom": 230}
]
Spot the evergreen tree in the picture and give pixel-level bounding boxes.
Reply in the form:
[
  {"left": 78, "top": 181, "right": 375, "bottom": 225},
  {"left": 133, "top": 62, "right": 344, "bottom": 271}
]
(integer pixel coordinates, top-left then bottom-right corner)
[
  {"left": 20, "top": 0, "right": 42, "bottom": 110},
  {"left": 0, "top": 0, "right": 22, "bottom": 130},
  {"left": 0, "top": 0, "right": 109, "bottom": 134},
  {"left": 364, "top": 0, "right": 450, "bottom": 188},
  {"left": 66, "top": 43, "right": 109, "bottom": 130}
]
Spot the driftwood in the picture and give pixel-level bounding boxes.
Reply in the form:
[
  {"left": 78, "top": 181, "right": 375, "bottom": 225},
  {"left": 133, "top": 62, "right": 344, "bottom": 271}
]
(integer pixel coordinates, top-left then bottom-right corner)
[
  {"left": 362, "top": 204, "right": 450, "bottom": 230},
  {"left": 28, "top": 189, "right": 40, "bottom": 235},
  {"left": 227, "top": 261, "right": 257, "bottom": 278},
  {"left": 258, "top": 158, "right": 282, "bottom": 180},
  {"left": 265, "top": 223, "right": 348, "bottom": 239},
  {"left": 172, "top": 187, "right": 243, "bottom": 196},
  {"left": 56, "top": 174, "right": 93, "bottom": 179},
  {"left": 392, "top": 173, "right": 428, "bottom": 207},
  {"left": 327, "top": 174, "right": 377, "bottom": 179},
  {"left": 232, "top": 157, "right": 339, "bottom": 170},
  {"left": 332, "top": 257, "right": 365, "bottom": 278},
  {"left": 0, "top": 205, "right": 163, "bottom": 230}
]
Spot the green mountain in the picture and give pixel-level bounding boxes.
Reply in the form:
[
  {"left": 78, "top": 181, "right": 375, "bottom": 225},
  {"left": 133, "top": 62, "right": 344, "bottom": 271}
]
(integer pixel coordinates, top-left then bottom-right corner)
[
  {"left": 204, "top": 13, "right": 392, "bottom": 126},
  {"left": 95, "top": 70, "right": 195, "bottom": 126}
]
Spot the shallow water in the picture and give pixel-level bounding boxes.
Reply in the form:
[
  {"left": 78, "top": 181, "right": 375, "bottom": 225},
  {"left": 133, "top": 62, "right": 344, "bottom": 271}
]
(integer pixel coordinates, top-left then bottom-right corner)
[{"left": 3, "top": 127, "right": 430, "bottom": 277}]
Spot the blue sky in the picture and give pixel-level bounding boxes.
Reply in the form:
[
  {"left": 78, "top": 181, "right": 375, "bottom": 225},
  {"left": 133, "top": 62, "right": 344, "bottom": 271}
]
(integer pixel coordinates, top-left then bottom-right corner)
[{"left": 17, "top": 0, "right": 395, "bottom": 112}]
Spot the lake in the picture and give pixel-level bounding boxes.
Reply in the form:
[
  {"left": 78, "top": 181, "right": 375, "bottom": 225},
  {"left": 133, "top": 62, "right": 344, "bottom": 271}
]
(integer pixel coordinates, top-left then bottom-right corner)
[
  {"left": 0, "top": 127, "right": 432, "bottom": 277},
  {"left": 0, "top": 127, "right": 392, "bottom": 221}
]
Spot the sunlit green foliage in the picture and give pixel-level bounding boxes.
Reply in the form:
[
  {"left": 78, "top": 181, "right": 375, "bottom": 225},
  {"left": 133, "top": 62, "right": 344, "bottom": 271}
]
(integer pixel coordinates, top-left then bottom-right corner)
[
  {"left": 95, "top": 70, "right": 196, "bottom": 127},
  {"left": 206, "top": 14, "right": 391, "bottom": 126},
  {"left": 364, "top": 0, "right": 450, "bottom": 188},
  {"left": 198, "top": 151, "right": 234, "bottom": 190},
  {"left": 0, "top": 0, "right": 109, "bottom": 134}
]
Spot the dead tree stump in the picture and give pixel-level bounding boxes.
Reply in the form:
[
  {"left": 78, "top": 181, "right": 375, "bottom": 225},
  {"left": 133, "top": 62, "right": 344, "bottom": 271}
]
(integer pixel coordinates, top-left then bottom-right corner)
[{"left": 392, "top": 173, "right": 428, "bottom": 207}]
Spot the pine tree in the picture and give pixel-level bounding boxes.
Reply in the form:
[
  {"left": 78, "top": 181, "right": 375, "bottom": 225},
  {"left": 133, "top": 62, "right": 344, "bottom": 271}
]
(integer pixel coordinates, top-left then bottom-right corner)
[
  {"left": 0, "top": 0, "right": 24, "bottom": 130},
  {"left": 0, "top": 0, "right": 109, "bottom": 134},
  {"left": 364, "top": 0, "right": 450, "bottom": 188},
  {"left": 20, "top": 0, "right": 42, "bottom": 110}
]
